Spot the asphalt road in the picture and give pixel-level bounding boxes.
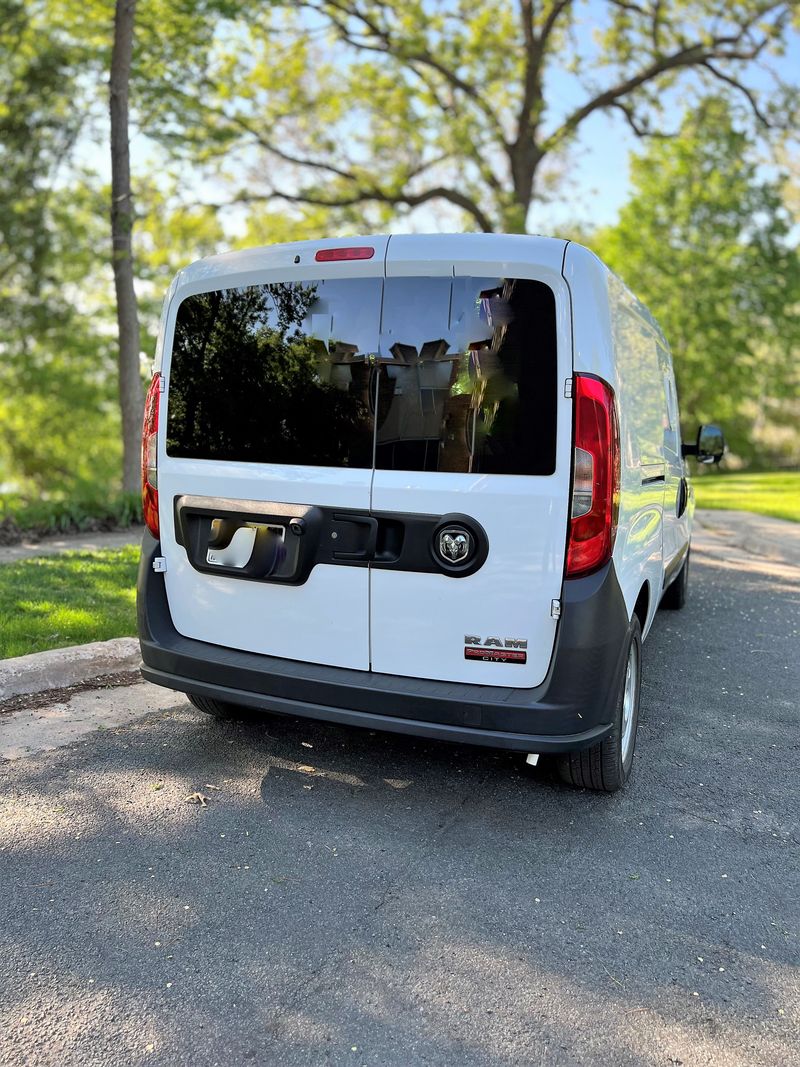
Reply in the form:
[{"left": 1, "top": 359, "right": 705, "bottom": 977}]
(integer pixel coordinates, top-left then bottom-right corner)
[{"left": 1, "top": 517, "right": 798, "bottom": 1066}]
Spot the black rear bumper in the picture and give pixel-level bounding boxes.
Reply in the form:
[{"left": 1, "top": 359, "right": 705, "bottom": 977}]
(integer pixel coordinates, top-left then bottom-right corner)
[{"left": 137, "top": 533, "right": 630, "bottom": 753}]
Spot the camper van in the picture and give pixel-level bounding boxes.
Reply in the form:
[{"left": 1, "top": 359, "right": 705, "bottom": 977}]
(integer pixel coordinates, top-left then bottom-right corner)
[{"left": 137, "top": 234, "right": 724, "bottom": 792}]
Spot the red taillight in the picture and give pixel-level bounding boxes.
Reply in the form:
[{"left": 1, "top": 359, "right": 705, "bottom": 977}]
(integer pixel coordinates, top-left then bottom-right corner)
[
  {"left": 314, "top": 246, "right": 375, "bottom": 262},
  {"left": 141, "top": 372, "right": 160, "bottom": 538},
  {"left": 566, "top": 375, "right": 620, "bottom": 578}
]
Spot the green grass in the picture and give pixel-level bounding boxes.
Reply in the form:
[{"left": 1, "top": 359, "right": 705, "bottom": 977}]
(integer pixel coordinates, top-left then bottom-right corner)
[
  {"left": 694, "top": 471, "right": 800, "bottom": 523},
  {"left": 0, "top": 546, "right": 140, "bottom": 660}
]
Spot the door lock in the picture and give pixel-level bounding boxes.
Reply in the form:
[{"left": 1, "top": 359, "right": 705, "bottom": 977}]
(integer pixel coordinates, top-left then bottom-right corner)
[{"left": 331, "top": 514, "right": 379, "bottom": 560}]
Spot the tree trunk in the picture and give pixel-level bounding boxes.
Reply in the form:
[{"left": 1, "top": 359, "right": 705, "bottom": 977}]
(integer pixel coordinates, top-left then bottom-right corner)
[
  {"left": 506, "top": 138, "right": 542, "bottom": 234},
  {"left": 109, "top": 0, "right": 143, "bottom": 496}
]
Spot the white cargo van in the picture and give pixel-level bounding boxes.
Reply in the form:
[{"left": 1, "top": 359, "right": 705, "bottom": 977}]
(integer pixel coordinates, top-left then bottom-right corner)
[{"left": 137, "top": 234, "right": 724, "bottom": 792}]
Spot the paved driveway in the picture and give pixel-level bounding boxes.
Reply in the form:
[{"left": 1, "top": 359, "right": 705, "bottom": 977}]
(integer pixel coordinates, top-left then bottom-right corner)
[{"left": 0, "top": 518, "right": 798, "bottom": 1066}]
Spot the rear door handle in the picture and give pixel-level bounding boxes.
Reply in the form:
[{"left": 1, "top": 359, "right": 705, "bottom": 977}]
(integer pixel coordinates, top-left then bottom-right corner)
[{"left": 332, "top": 515, "right": 379, "bottom": 560}]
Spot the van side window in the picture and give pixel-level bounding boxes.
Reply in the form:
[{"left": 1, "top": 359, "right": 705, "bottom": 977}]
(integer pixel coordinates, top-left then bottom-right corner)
[
  {"left": 613, "top": 310, "right": 667, "bottom": 468},
  {"left": 659, "top": 352, "right": 681, "bottom": 457}
]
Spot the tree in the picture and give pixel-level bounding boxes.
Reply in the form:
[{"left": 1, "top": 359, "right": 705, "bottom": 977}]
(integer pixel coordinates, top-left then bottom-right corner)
[
  {"left": 0, "top": 0, "right": 84, "bottom": 331},
  {"left": 593, "top": 98, "right": 800, "bottom": 464},
  {"left": 0, "top": 32, "right": 224, "bottom": 499},
  {"left": 0, "top": 3, "right": 119, "bottom": 497},
  {"left": 165, "top": 0, "right": 798, "bottom": 233},
  {"left": 0, "top": 0, "right": 234, "bottom": 499},
  {"left": 110, "top": 0, "right": 144, "bottom": 495}
]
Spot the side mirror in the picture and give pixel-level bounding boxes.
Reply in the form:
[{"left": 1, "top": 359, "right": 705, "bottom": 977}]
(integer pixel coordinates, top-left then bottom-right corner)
[{"left": 682, "top": 424, "right": 725, "bottom": 464}]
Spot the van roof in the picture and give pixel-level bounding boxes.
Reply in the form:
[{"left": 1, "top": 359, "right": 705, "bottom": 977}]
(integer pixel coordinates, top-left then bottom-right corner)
[{"left": 175, "top": 232, "right": 570, "bottom": 290}]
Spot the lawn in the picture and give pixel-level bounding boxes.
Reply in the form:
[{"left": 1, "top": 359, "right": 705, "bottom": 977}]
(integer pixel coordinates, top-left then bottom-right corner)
[
  {"left": 0, "top": 546, "right": 139, "bottom": 660},
  {"left": 693, "top": 470, "right": 800, "bottom": 523}
]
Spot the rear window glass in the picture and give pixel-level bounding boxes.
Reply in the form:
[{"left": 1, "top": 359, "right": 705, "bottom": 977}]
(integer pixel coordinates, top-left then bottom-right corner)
[
  {"left": 166, "top": 279, "right": 379, "bottom": 468},
  {"left": 167, "top": 276, "right": 557, "bottom": 474}
]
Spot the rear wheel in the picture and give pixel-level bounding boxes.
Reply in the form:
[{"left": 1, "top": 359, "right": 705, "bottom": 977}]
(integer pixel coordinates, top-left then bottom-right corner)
[
  {"left": 556, "top": 616, "right": 642, "bottom": 793},
  {"left": 187, "top": 693, "right": 244, "bottom": 719},
  {"left": 661, "top": 547, "right": 689, "bottom": 610}
]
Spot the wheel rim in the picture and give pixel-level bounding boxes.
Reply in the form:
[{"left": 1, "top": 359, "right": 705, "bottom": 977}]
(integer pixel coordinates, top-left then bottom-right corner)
[{"left": 620, "top": 640, "right": 638, "bottom": 764}]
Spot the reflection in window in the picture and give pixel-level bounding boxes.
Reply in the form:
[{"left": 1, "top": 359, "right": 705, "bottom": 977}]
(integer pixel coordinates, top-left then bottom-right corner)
[
  {"left": 166, "top": 279, "right": 381, "bottom": 467},
  {"left": 166, "top": 275, "right": 558, "bottom": 476},
  {"left": 613, "top": 312, "right": 668, "bottom": 468},
  {"left": 375, "top": 277, "right": 557, "bottom": 475}
]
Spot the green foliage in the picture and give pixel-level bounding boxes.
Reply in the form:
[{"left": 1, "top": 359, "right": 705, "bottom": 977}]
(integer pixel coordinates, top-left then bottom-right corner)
[
  {"left": 0, "top": 546, "right": 139, "bottom": 659},
  {"left": 592, "top": 99, "right": 800, "bottom": 465},
  {"left": 163, "top": 1, "right": 799, "bottom": 233},
  {"left": 693, "top": 471, "right": 800, "bottom": 523},
  {"left": 0, "top": 2, "right": 120, "bottom": 498},
  {"left": 0, "top": 0, "right": 237, "bottom": 503},
  {"left": 0, "top": 492, "right": 142, "bottom": 541},
  {"left": 0, "top": 177, "right": 122, "bottom": 497},
  {"left": 0, "top": 0, "right": 85, "bottom": 305}
]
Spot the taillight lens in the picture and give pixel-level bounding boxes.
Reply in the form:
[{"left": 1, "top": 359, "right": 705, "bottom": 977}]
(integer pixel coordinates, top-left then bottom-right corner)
[
  {"left": 566, "top": 375, "right": 620, "bottom": 578},
  {"left": 141, "top": 372, "right": 160, "bottom": 538}
]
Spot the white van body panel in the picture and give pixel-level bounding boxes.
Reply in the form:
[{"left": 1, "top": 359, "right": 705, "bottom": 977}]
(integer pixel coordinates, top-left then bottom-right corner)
[
  {"left": 562, "top": 243, "right": 691, "bottom": 637},
  {"left": 369, "top": 472, "right": 568, "bottom": 685},
  {"left": 384, "top": 232, "right": 567, "bottom": 278},
  {"left": 170, "top": 236, "right": 392, "bottom": 297},
  {"left": 157, "top": 462, "right": 374, "bottom": 670}
]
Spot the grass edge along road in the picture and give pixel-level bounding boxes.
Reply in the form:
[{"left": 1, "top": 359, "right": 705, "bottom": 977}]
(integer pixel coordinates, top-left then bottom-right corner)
[
  {"left": 0, "top": 546, "right": 139, "bottom": 661},
  {"left": 693, "top": 470, "right": 799, "bottom": 523}
]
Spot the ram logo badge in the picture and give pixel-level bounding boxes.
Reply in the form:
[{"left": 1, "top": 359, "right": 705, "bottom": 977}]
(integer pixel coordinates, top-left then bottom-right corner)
[{"left": 438, "top": 527, "right": 472, "bottom": 563}]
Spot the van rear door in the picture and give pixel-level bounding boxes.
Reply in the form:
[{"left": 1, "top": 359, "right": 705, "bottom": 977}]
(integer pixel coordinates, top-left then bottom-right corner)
[
  {"left": 370, "top": 235, "right": 573, "bottom": 688},
  {"left": 157, "top": 239, "right": 388, "bottom": 671}
]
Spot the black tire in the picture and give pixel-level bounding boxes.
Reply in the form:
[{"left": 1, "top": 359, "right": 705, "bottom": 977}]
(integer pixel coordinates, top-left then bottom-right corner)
[
  {"left": 187, "top": 693, "right": 244, "bottom": 719},
  {"left": 556, "top": 616, "right": 642, "bottom": 793},
  {"left": 661, "top": 547, "right": 690, "bottom": 610}
]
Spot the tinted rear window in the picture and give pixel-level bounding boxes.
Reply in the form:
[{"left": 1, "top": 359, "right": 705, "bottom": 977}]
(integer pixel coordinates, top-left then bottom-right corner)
[
  {"left": 167, "top": 276, "right": 557, "bottom": 474},
  {"left": 166, "top": 279, "right": 378, "bottom": 468}
]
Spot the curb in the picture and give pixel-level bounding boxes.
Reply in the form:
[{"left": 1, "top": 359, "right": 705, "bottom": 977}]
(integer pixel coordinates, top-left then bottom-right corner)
[{"left": 0, "top": 638, "right": 141, "bottom": 702}]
